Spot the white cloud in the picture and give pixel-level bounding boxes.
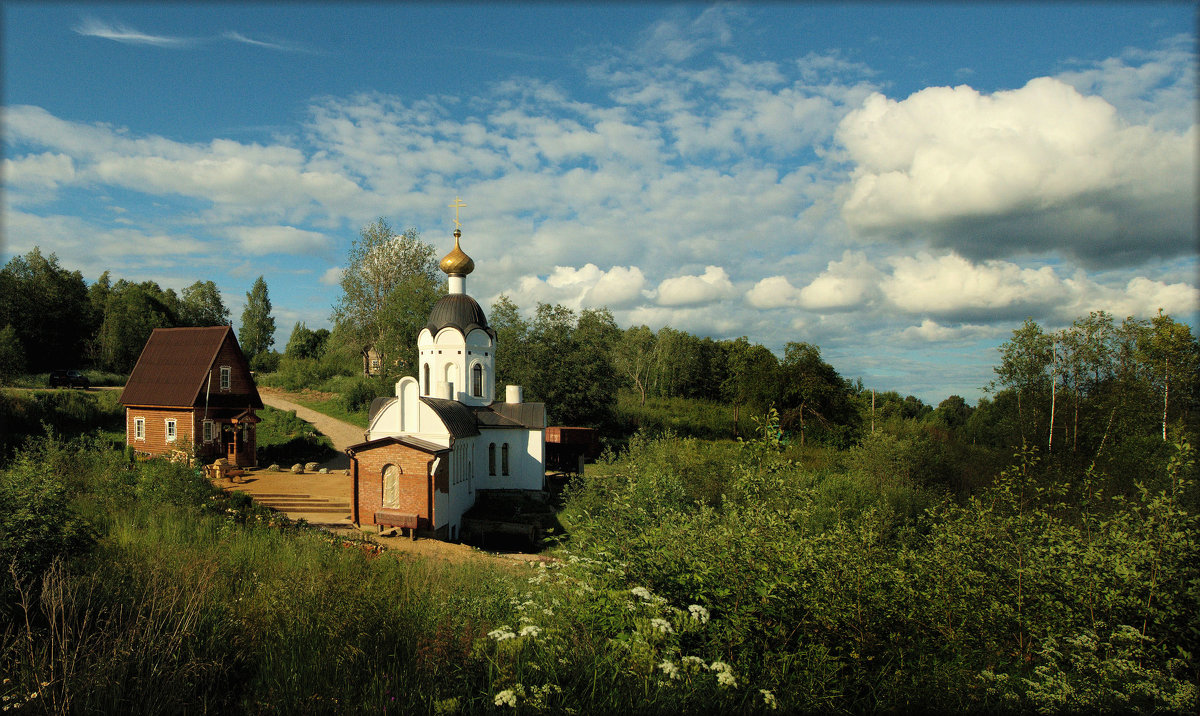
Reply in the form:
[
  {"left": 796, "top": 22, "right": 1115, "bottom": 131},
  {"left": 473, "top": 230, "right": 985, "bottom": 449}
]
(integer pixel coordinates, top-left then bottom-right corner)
[
  {"left": 897, "top": 319, "right": 998, "bottom": 344},
  {"left": 745, "top": 275, "right": 803, "bottom": 309},
  {"left": 319, "top": 266, "right": 344, "bottom": 286},
  {"left": 73, "top": 18, "right": 195, "bottom": 47},
  {"left": 1056, "top": 34, "right": 1197, "bottom": 132},
  {"left": 227, "top": 226, "right": 331, "bottom": 255},
  {"left": 2, "top": 152, "right": 75, "bottom": 190},
  {"left": 655, "top": 266, "right": 737, "bottom": 306},
  {"left": 838, "top": 76, "right": 1196, "bottom": 266},
  {"left": 502, "top": 264, "right": 647, "bottom": 311},
  {"left": 583, "top": 266, "right": 646, "bottom": 307},
  {"left": 797, "top": 251, "right": 882, "bottom": 311},
  {"left": 882, "top": 253, "right": 1069, "bottom": 319}
]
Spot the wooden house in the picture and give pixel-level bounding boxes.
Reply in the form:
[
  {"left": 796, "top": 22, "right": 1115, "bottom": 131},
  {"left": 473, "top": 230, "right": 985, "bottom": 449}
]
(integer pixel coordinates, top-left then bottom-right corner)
[
  {"left": 362, "top": 346, "right": 382, "bottom": 376},
  {"left": 119, "top": 326, "right": 263, "bottom": 466}
]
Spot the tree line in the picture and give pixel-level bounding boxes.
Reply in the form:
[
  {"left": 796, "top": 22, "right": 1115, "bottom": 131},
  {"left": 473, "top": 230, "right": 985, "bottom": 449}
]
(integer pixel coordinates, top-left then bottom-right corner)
[{"left": 0, "top": 248, "right": 278, "bottom": 378}]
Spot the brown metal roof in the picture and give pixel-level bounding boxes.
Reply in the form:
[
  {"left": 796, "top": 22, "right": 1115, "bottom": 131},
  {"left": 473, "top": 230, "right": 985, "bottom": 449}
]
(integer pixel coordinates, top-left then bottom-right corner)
[{"left": 118, "top": 326, "right": 263, "bottom": 409}]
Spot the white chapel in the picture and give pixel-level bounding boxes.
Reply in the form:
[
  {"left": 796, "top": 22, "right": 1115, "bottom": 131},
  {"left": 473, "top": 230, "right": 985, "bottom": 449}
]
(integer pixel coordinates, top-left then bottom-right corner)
[{"left": 346, "top": 205, "right": 546, "bottom": 541}]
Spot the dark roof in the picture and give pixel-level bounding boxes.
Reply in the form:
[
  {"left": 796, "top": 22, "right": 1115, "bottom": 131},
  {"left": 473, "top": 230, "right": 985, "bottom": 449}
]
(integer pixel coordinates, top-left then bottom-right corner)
[
  {"left": 479, "top": 401, "right": 546, "bottom": 429},
  {"left": 426, "top": 293, "right": 494, "bottom": 337},
  {"left": 419, "top": 397, "right": 481, "bottom": 438},
  {"left": 345, "top": 434, "right": 450, "bottom": 456},
  {"left": 118, "top": 326, "right": 263, "bottom": 409}
]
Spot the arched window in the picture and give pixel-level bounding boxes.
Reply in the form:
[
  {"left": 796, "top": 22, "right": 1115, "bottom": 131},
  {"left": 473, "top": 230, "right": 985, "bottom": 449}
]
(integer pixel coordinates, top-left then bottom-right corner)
[
  {"left": 423, "top": 364, "right": 430, "bottom": 395},
  {"left": 501, "top": 443, "right": 510, "bottom": 476},
  {"left": 488, "top": 443, "right": 496, "bottom": 476},
  {"left": 472, "top": 363, "right": 483, "bottom": 398},
  {"left": 383, "top": 464, "right": 400, "bottom": 509}
]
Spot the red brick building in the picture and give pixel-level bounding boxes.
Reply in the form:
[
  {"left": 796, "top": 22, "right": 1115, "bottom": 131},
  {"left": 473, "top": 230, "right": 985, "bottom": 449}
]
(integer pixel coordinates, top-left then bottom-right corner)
[
  {"left": 345, "top": 435, "right": 450, "bottom": 536},
  {"left": 119, "top": 326, "right": 263, "bottom": 466}
]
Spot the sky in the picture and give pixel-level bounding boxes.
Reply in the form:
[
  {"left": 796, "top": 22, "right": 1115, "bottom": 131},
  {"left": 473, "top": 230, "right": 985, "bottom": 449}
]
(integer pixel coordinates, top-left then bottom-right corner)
[{"left": 2, "top": 2, "right": 1197, "bottom": 405}]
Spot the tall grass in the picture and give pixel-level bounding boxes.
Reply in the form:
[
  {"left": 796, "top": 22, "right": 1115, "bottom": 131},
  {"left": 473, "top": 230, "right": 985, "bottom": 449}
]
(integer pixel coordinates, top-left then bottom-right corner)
[{"left": 3, "top": 412, "right": 1197, "bottom": 713}]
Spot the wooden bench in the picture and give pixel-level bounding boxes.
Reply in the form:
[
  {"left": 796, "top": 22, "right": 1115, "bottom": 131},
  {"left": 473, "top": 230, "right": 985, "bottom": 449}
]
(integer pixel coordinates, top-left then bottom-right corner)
[{"left": 374, "top": 510, "right": 419, "bottom": 539}]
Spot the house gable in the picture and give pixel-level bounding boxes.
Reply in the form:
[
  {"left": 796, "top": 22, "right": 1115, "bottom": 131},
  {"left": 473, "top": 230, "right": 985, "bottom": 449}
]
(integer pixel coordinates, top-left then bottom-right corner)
[{"left": 119, "top": 326, "right": 262, "bottom": 409}]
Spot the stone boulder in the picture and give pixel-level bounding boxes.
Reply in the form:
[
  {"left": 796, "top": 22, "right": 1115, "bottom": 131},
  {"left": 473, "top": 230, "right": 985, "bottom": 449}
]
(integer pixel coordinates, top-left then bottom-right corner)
[
  {"left": 291, "top": 463, "right": 304, "bottom": 474},
  {"left": 304, "top": 462, "right": 320, "bottom": 472}
]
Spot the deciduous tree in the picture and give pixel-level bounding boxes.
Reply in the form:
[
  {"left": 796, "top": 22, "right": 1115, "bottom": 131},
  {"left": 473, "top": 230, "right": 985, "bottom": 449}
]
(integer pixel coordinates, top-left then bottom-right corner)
[
  {"left": 331, "top": 219, "right": 442, "bottom": 375},
  {"left": 179, "top": 280, "right": 230, "bottom": 327},
  {"left": 239, "top": 276, "right": 275, "bottom": 362}
]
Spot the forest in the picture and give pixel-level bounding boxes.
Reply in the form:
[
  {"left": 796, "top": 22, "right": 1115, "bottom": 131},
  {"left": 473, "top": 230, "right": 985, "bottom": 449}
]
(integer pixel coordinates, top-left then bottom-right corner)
[{"left": 1, "top": 233, "right": 1198, "bottom": 712}]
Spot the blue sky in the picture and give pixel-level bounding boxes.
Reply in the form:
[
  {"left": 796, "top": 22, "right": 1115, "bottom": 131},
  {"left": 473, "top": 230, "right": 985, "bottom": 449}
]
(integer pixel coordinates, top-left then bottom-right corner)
[{"left": 3, "top": 3, "right": 1196, "bottom": 404}]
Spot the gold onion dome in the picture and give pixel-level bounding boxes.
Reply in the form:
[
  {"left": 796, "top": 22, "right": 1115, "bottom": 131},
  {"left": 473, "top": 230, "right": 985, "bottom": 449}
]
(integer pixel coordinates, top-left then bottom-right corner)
[{"left": 439, "top": 229, "right": 475, "bottom": 276}]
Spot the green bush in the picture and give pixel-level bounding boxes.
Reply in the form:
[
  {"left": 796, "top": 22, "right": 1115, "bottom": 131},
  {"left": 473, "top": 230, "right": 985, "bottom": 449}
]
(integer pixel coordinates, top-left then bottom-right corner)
[{"left": 0, "top": 441, "right": 97, "bottom": 608}]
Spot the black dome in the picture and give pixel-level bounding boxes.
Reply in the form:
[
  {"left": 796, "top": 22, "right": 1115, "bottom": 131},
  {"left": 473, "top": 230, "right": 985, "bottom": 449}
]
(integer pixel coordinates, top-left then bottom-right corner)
[{"left": 426, "top": 294, "right": 493, "bottom": 337}]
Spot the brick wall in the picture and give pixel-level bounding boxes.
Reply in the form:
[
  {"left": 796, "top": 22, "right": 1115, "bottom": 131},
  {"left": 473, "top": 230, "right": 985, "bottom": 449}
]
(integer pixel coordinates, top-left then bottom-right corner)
[
  {"left": 353, "top": 443, "right": 438, "bottom": 527},
  {"left": 126, "top": 407, "right": 194, "bottom": 456}
]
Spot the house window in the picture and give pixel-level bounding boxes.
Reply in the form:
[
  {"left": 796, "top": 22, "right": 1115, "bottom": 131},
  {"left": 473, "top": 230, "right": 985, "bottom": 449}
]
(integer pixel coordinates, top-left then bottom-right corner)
[
  {"left": 501, "top": 443, "right": 510, "bottom": 476},
  {"left": 220, "top": 366, "right": 231, "bottom": 390},
  {"left": 472, "top": 363, "right": 483, "bottom": 397},
  {"left": 134, "top": 417, "right": 145, "bottom": 440},
  {"left": 202, "top": 420, "right": 215, "bottom": 443},
  {"left": 488, "top": 443, "right": 496, "bottom": 476},
  {"left": 370, "top": 357, "right": 381, "bottom": 371},
  {"left": 166, "top": 419, "right": 177, "bottom": 442},
  {"left": 423, "top": 364, "right": 430, "bottom": 395}
]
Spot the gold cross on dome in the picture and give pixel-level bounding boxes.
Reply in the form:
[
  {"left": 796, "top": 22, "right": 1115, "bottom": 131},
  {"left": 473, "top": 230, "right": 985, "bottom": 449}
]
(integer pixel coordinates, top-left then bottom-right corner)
[{"left": 449, "top": 196, "right": 466, "bottom": 230}]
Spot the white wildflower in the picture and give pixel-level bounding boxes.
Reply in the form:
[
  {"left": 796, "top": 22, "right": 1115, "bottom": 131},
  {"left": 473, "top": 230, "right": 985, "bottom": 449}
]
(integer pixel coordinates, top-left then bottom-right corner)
[
  {"left": 681, "top": 655, "right": 707, "bottom": 671},
  {"left": 709, "top": 661, "right": 737, "bottom": 688},
  {"left": 650, "top": 618, "right": 673, "bottom": 634},
  {"left": 630, "top": 586, "right": 653, "bottom": 600},
  {"left": 493, "top": 689, "right": 518, "bottom": 707},
  {"left": 658, "top": 660, "right": 682, "bottom": 680},
  {"left": 519, "top": 625, "right": 541, "bottom": 638},
  {"left": 760, "top": 689, "right": 777, "bottom": 709},
  {"left": 687, "top": 604, "right": 710, "bottom": 623},
  {"left": 487, "top": 626, "right": 517, "bottom": 641}
]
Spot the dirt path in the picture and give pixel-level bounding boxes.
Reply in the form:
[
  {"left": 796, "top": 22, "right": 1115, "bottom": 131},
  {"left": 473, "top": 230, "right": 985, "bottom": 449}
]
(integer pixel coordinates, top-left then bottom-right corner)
[{"left": 258, "top": 387, "right": 367, "bottom": 471}]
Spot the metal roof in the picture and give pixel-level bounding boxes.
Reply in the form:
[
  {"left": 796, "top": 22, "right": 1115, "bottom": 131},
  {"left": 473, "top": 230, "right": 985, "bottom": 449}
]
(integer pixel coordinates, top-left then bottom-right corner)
[
  {"left": 425, "top": 293, "right": 494, "bottom": 337},
  {"left": 481, "top": 401, "right": 546, "bottom": 429},
  {"left": 118, "top": 326, "right": 263, "bottom": 410},
  {"left": 345, "top": 434, "right": 450, "bottom": 456},
  {"left": 419, "top": 397, "right": 481, "bottom": 438}
]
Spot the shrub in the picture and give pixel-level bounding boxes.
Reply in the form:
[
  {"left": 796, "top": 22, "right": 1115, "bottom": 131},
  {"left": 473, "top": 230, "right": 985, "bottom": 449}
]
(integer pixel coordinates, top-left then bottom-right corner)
[{"left": 0, "top": 442, "right": 96, "bottom": 608}]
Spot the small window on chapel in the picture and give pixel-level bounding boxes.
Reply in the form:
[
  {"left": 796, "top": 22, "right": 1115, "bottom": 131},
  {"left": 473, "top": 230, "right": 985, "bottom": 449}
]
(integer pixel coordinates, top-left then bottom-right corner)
[
  {"left": 220, "top": 366, "right": 231, "bottom": 390},
  {"left": 489, "top": 443, "right": 496, "bottom": 476},
  {"left": 134, "top": 417, "right": 145, "bottom": 440},
  {"left": 501, "top": 443, "right": 510, "bottom": 476},
  {"left": 472, "top": 364, "right": 483, "bottom": 397},
  {"left": 166, "top": 419, "right": 177, "bottom": 442},
  {"left": 423, "top": 364, "right": 430, "bottom": 395}
]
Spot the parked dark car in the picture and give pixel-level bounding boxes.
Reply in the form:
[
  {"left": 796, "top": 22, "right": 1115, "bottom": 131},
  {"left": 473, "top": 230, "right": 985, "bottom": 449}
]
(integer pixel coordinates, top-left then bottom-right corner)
[{"left": 48, "top": 370, "right": 90, "bottom": 388}]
